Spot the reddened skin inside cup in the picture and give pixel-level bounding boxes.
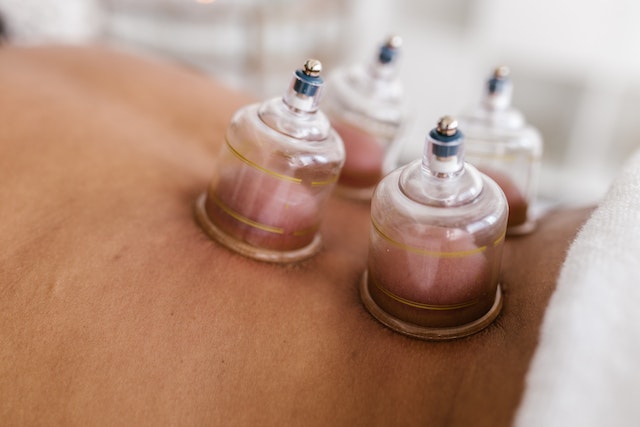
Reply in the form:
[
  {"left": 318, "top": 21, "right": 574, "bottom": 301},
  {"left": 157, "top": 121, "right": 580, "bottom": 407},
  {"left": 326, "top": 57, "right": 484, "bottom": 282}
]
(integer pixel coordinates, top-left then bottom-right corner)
[
  {"left": 366, "top": 224, "right": 503, "bottom": 329},
  {"left": 204, "top": 166, "right": 320, "bottom": 252},
  {"left": 481, "top": 168, "right": 528, "bottom": 228},
  {"left": 332, "top": 120, "right": 385, "bottom": 189}
]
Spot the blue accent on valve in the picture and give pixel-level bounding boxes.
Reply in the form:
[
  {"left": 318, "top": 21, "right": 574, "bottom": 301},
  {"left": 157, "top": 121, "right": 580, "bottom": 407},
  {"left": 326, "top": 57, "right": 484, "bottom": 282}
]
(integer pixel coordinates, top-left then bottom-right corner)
[
  {"left": 488, "top": 76, "right": 506, "bottom": 94},
  {"left": 293, "top": 69, "right": 323, "bottom": 97},
  {"left": 378, "top": 45, "right": 398, "bottom": 64},
  {"left": 429, "top": 129, "right": 463, "bottom": 157}
]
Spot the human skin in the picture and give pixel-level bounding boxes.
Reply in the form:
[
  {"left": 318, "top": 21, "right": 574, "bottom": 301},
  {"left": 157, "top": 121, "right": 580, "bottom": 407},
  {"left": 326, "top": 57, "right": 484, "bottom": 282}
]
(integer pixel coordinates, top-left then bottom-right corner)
[
  {"left": 481, "top": 167, "right": 529, "bottom": 227},
  {"left": 0, "top": 45, "right": 592, "bottom": 427},
  {"left": 204, "top": 166, "right": 320, "bottom": 251},
  {"left": 332, "top": 119, "right": 385, "bottom": 189},
  {"left": 367, "top": 226, "right": 498, "bottom": 328}
]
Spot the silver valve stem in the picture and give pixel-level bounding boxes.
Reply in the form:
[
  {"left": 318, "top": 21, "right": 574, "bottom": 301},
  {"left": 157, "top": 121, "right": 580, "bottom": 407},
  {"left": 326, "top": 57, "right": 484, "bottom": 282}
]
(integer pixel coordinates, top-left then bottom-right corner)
[
  {"left": 378, "top": 35, "right": 402, "bottom": 65},
  {"left": 287, "top": 58, "right": 325, "bottom": 111},
  {"left": 436, "top": 116, "right": 459, "bottom": 137},
  {"left": 494, "top": 65, "right": 510, "bottom": 79},
  {"left": 386, "top": 35, "right": 403, "bottom": 50},
  {"left": 303, "top": 59, "right": 322, "bottom": 77},
  {"left": 485, "top": 65, "right": 513, "bottom": 109}
]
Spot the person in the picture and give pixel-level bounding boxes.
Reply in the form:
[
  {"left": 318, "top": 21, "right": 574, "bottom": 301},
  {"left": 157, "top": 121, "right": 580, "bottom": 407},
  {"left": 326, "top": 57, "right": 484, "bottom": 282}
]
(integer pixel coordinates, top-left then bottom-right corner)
[{"left": 0, "top": 43, "right": 593, "bottom": 426}]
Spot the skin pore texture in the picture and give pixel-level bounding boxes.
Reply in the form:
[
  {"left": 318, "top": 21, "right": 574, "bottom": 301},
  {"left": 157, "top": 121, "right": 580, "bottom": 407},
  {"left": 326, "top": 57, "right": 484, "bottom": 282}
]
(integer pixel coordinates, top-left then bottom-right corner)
[{"left": 0, "top": 45, "right": 592, "bottom": 427}]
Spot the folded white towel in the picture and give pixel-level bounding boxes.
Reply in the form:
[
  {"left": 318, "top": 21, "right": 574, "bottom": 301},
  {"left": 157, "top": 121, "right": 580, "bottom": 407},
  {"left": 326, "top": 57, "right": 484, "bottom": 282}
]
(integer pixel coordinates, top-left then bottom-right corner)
[{"left": 515, "top": 148, "right": 640, "bottom": 426}]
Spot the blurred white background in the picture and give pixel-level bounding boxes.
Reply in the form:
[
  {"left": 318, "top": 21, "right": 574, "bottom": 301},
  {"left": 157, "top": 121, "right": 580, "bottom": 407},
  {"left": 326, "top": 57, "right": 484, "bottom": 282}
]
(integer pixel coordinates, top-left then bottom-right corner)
[{"left": 1, "top": 0, "right": 638, "bottom": 206}]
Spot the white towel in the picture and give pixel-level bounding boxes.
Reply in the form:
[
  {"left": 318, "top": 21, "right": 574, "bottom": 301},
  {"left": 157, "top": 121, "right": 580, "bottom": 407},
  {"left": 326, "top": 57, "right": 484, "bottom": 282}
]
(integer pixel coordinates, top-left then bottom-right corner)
[{"left": 515, "top": 148, "right": 640, "bottom": 426}]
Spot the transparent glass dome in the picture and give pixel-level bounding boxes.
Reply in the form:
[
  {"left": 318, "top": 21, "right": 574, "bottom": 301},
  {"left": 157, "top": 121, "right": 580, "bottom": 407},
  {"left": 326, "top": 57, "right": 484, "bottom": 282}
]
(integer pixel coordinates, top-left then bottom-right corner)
[
  {"left": 458, "top": 66, "right": 543, "bottom": 235},
  {"left": 323, "top": 35, "right": 404, "bottom": 201},
  {"left": 195, "top": 59, "right": 345, "bottom": 263},
  {"left": 360, "top": 116, "right": 508, "bottom": 340}
]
